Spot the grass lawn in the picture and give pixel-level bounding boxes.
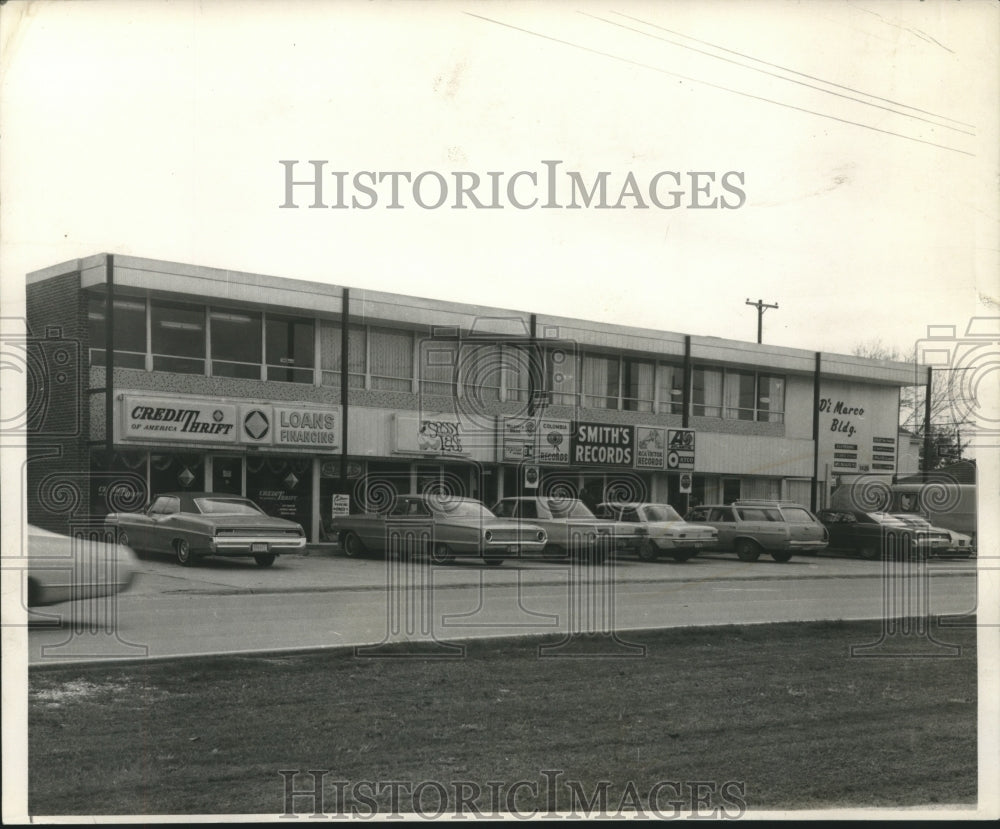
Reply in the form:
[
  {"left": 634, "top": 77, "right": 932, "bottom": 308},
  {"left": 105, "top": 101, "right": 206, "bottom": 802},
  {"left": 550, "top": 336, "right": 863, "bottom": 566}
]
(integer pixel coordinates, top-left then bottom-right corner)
[{"left": 29, "top": 619, "right": 976, "bottom": 816}]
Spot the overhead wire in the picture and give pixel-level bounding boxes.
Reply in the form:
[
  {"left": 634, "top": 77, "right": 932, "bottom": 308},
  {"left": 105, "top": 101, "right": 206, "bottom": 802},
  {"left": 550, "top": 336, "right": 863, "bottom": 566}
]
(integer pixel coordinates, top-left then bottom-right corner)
[{"left": 464, "top": 12, "right": 975, "bottom": 157}]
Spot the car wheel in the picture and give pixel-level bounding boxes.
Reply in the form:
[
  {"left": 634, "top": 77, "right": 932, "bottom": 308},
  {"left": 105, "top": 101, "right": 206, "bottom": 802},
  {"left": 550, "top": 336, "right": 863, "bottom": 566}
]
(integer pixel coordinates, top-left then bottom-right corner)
[
  {"left": 342, "top": 531, "right": 366, "bottom": 558},
  {"left": 174, "top": 538, "right": 196, "bottom": 567},
  {"left": 735, "top": 540, "right": 761, "bottom": 562},
  {"left": 430, "top": 543, "right": 455, "bottom": 565},
  {"left": 484, "top": 556, "right": 504, "bottom": 566},
  {"left": 858, "top": 544, "right": 881, "bottom": 561},
  {"left": 671, "top": 551, "right": 696, "bottom": 563},
  {"left": 544, "top": 543, "right": 567, "bottom": 559},
  {"left": 637, "top": 539, "right": 658, "bottom": 562},
  {"left": 254, "top": 553, "right": 276, "bottom": 567},
  {"left": 771, "top": 550, "right": 793, "bottom": 563}
]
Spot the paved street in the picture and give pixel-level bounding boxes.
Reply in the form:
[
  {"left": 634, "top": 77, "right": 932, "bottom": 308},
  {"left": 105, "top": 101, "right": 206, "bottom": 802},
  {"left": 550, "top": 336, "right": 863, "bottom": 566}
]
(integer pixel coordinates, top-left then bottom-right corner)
[{"left": 23, "top": 549, "right": 978, "bottom": 665}]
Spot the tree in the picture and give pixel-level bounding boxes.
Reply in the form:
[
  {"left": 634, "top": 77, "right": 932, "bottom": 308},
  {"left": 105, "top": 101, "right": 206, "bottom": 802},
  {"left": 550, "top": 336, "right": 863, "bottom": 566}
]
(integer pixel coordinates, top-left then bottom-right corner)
[{"left": 851, "top": 338, "right": 969, "bottom": 470}]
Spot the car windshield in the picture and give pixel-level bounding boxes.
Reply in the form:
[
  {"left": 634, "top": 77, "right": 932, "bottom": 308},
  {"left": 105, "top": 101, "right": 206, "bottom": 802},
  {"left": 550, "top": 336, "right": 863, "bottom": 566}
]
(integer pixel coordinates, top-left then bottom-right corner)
[
  {"left": 434, "top": 500, "right": 495, "bottom": 519},
  {"left": 866, "top": 512, "right": 907, "bottom": 526},
  {"left": 547, "top": 500, "right": 595, "bottom": 519},
  {"left": 642, "top": 505, "right": 682, "bottom": 522},
  {"left": 194, "top": 497, "right": 265, "bottom": 516}
]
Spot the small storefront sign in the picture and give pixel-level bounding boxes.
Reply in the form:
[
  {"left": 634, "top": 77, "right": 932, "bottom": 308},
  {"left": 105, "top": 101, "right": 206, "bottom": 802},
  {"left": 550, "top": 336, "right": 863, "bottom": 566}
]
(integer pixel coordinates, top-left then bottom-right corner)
[
  {"left": 635, "top": 426, "right": 665, "bottom": 469},
  {"left": 666, "top": 429, "right": 696, "bottom": 470},
  {"left": 537, "top": 419, "right": 570, "bottom": 464},
  {"left": 331, "top": 494, "right": 350, "bottom": 517},
  {"left": 393, "top": 415, "right": 466, "bottom": 455},
  {"left": 241, "top": 405, "right": 339, "bottom": 449}
]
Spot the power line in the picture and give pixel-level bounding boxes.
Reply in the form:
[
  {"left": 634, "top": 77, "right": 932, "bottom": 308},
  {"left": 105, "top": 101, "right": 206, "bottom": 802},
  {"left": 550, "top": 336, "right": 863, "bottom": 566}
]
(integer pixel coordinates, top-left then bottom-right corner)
[
  {"left": 610, "top": 11, "right": 974, "bottom": 130},
  {"left": 464, "top": 13, "right": 975, "bottom": 157},
  {"left": 589, "top": 12, "right": 974, "bottom": 136}
]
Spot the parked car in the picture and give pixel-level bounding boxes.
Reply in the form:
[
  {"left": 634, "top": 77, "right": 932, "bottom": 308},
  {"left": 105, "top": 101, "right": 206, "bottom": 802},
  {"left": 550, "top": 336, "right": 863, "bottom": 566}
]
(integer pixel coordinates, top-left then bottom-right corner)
[
  {"left": 890, "top": 513, "right": 973, "bottom": 558},
  {"left": 27, "top": 524, "right": 139, "bottom": 607},
  {"left": 816, "top": 509, "right": 936, "bottom": 560},
  {"left": 492, "top": 496, "right": 611, "bottom": 561},
  {"left": 329, "top": 495, "right": 547, "bottom": 565},
  {"left": 105, "top": 492, "right": 306, "bottom": 567},
  {"left": 685, "top": 500, "right": 828, "bottom": 562},
  {"left": 594, "top": 502, "right": 717, "bottom": 562}
]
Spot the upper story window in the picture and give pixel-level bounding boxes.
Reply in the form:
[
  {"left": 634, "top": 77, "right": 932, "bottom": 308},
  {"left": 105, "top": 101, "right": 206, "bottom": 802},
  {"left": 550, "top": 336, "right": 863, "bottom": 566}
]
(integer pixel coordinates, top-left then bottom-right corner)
[
  {"left": 581, "top": 353, "right": 620, "bottom": 409},
  {"left": 656, "top": 363, "right": 684, "bottom": 415},
  {"left": 692, "top": 367, "right": 723, "bottom": 417},
  {"left": 266, "top": 314, "right": 314, "bottom": 384},
  {"left": 622, "top": 358, "right": 654, "bottom": 413},
  {"left": 419, "top": 335, "right": 458, "bottom": 396},
  {"left": 369, "top": 326, "right": 413, "bottom": 392},
  {"left": 88, "top": 295, "right": 146, "bottom": 368},
  {"left": 757, "top": 375, "right": 785, "bottom": 423},
  {"left": 210, "top": 309, "right": 262, "bottom": 379},
  {"left": 320, "top": 321, "right": 367, "bottom": 388},
  {"left": 151, "top": 300, "right": 205, "bottom": 375},
  {"left": 546, "top": 346, "right": 577, "bottom": 405},
  {"left": 723, "top": 369, "right": 756, "bottom": 421},
  {"left": 459, "top": 342, "right": 501, "bottom": 404}
]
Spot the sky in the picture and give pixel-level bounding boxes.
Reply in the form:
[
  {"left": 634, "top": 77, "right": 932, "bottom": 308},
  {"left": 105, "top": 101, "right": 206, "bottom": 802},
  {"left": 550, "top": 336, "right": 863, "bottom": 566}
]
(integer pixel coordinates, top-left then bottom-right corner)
[{"left": 1, "top": 0, "right": 997, "bottom": 361}]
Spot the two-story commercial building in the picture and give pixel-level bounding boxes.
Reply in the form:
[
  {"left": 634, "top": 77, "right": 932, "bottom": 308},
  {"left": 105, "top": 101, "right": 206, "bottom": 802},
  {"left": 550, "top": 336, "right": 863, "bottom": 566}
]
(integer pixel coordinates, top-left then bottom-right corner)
[{"left": 25, "top": 253, "right": 920, "bottom": 540}]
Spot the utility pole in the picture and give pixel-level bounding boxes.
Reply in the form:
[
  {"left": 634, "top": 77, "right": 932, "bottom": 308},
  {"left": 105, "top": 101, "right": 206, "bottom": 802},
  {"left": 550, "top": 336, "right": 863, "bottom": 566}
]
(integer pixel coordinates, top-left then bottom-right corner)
[{"left": 745, "top": 298, "right": 779, "bottom": 344}]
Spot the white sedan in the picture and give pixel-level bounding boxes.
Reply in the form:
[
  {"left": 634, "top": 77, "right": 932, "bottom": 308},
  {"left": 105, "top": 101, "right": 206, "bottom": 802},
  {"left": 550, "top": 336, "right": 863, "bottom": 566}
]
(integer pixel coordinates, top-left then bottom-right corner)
[{"left": 27, "top": 524, "right": 139, "bottom": 607}]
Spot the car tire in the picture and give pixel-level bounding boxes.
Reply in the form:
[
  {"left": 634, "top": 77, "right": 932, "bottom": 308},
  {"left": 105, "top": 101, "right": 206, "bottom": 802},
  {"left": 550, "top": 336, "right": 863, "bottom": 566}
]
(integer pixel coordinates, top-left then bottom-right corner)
[
  {"left": 637, "top": 539, "right": 658, "bottom": 562},
  {"left": 858, "top": 544, "right": 881, "bottom": 561},
  {"left": 254, "top": 553, "right": 276, "bottom": 567},
  {"left": 430, "top": 543, "right": 455, "bottom": 565},
  {"left": 342, "top": 531, "right": 366, "bottom": 559},
  {"left": 484, "top": 556, "right": 504, "bottom": 566},
  {"left": 771, "top": 550, "right": 793, "bottom": 563},
  {"left": 174, "top": 538, "right": 196, "bottom": 567},
  {"left": 735, "top": 540, "right": 761, "bottom": 562},
  {"left": 671, "top": 551, "right": 696, "bottom": 563}
]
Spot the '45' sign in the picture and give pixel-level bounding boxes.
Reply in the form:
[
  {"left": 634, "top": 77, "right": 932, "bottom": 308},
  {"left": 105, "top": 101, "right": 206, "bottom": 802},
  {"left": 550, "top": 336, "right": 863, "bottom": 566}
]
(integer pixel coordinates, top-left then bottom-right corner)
[{"left": 666, "top": 429, "right": 696, "bottom": 470}]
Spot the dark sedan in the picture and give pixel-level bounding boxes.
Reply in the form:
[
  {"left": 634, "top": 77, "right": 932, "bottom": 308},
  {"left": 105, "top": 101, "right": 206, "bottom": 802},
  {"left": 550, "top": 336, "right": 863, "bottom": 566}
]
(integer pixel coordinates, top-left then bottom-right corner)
[
  {"left": 105, "top": 492, "right": 306, "bottom": 567},
  {"left": 817, "top": 509, "right": 934, "bottom": 560}
]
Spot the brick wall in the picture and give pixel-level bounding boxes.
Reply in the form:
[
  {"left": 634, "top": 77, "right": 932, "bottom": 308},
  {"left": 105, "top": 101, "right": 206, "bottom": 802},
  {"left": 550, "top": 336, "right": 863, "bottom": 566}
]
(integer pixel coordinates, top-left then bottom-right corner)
[{"left": 25, "top": 271, "right": 90, "bottom": 535}]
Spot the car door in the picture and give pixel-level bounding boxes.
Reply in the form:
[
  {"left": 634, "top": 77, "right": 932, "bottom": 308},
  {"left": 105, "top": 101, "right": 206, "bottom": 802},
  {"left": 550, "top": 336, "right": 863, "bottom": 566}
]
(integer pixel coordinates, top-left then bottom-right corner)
[
  {"left": 146, "top": 495, "right": 182, "bottom": 553},
  {"left": 780, "top": 506, "right": 825, "bottom": 547},
  {"left": 708, "top": 507, "right": 737, "bottom": 549}
]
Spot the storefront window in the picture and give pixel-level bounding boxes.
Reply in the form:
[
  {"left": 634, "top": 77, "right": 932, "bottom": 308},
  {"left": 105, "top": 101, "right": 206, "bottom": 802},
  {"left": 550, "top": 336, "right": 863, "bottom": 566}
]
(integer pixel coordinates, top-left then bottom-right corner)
[
  {"left": 656, "top": 363, "right": 684, "bottom": 415},
  {"left": 757, "top": 375, "right": 785, "bottom": 423},
  {"left": 151, "top": 300, "right": 206, "bottom": 374},
  {"left": 211, "top": 455, "right": 244, "bottom": 494},
  {"left": 370, "top": 326, "right": 413, "bottom": 391},
  {"left": 150, "top": 452, "right": 204, "bottom": 495},
  {"left": 622, "top": 359, "right": 654, "bottom": 412},
  {"left": 581, "top": 353, "right": 620, "bottom": 409},
  {"left": 89, "top": 449, "right": 148, "bottom": 516},
  {"left": 246, "top": 456, "right": 312, "bottom": 526},
  {"left": 88, "top": 295, "right": 147, "bottom": 368},
  {"left": 692, "top": 367, "right": 722, "bottom": 417},
  {"left": 266, "top": 314, "right": 315, "bottom": 383},
  {"left": 723, "top": 370, "right": 756, "bottom": 420},
  {"left": 320, "top": 321, "right": 367, "bottom": 388},
  {"left": 210, "top": 309, "right": 262, "bottom": 379}
]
